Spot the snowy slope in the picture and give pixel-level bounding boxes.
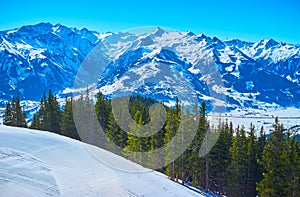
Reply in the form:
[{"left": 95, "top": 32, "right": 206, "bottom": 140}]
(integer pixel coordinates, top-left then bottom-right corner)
[
  {"left": 0, "top": 125, "right": 203, "bottom": 197},
  {"left": 0, "top": 23, "right": 103, "bottom": 101},
  {"left": 96, "top": 28, "right": 300, "bottom": 110}
]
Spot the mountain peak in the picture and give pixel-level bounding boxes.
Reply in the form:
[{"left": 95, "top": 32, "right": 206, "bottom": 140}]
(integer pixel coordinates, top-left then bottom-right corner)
[
  {"left": 196, "top": 33, "right": 207, "bottom": 39},
  {"left": 186, "top": 31, "right": 195, "bottom": 37},
  {"left": 152, "top": 27, "right": 165, "bottom": 36},
  {"left": 33, "top": 22, "right": 53, "bottom": 30},
  {"left": 256, "top": 38, "right": 279, "bottom": 49},
  {"left": 265, "top": 38, "right": 279, "bottom": 47},
  {"left": 54, "top": 23, "right": 62, "bottom": 27},
  {"left": 17, "top": 22, "right": 53, "bottom": 35},
  {"left": 212, "top": 36, "right": 220, "bottom": 42}
]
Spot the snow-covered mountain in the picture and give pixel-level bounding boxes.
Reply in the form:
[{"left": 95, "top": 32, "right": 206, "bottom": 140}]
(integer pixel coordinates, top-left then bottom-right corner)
[
  {"left": 0, "top": 23, "right": 299, "bottom": 115},
  {"left": 0, "top": 125, "right": 205, "bottom": 196},
  {"left": 0, "top": 23, "right": 102, "bottom": 102}
]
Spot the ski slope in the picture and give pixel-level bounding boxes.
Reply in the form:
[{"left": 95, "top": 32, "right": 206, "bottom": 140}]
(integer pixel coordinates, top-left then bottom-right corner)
[{"left": 0, "top": 125, "right": 203, "bottom": 196}]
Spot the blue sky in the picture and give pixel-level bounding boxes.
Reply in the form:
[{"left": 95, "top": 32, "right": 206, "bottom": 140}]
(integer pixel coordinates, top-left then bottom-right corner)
[{"left": 1, "top": 0, "right": 300, "bottom": 43}]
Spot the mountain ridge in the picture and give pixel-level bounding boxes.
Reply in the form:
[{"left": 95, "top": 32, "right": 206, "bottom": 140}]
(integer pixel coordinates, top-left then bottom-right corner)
[{"left": 0, "top": 23, "right": 299, "bottom": 112}]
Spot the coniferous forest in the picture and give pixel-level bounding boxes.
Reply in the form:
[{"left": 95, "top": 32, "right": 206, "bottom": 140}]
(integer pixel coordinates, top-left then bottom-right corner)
[{"left": 3, "top": 90, "right": 300, "bottom": 197}]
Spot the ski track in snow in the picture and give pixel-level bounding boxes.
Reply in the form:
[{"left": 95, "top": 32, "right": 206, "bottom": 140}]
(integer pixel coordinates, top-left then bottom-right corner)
[{"left": 0, "top": 148, "right": 60, "bottom": 196}]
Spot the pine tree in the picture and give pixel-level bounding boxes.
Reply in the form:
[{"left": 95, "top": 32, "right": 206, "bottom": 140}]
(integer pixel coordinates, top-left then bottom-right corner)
[
  {"left": 179, "top": 106, "right": 198, "bottom": 186},
  {"left": 163, "top": 107, "right": 177, "bottom": 181},
  {"left": 81, "top": 87, "right": 99, "bottom": 146},
  {"left": 47, "top": 90, "right": 61, "bottom": 133},
  {"left": 3, "top": 95, "right": 27, "bottom": 128},
  {"left": 163, "top": 98, "right": 182, "bottom": 181},
  {"left": 257, "top": 117, "right": 290, "bottom": 197},
  {"left": 198, "top": 102, "right": 210, "bottom": 190},
  {"left": 30, "top": 113, "right": 41, "bottom": 129},
  {"left": 105, "top": 110, "right": 127, "bottom": 153},
  {"left": 3, "top": 102, "right": 13, "bottom": 126},
  {"left": 173, "top": 103, "right": 183, "bottom": 183},
  {"left": 125, "top": 110, "right": 149, "bottom": 164},
  {"left": 286, "top": 131, "right": 300, "bottom": 196},
  {"left": 186, "top": 102, "right": 200, "bottom": 187},
  {"left": 34, "top": 90, "right": 61, "bottom": 133},
  {"left": 209, "top": 120, "right": 232, "bottom": 194},
  {"left": 245, "top": 123, "right": 260, "bottom": 197},
  {"left": 39, "top": 92, "right": 48, "bottom": 130},
  {"left": 72, "top": 93, "right": 85, "bottom": 139},
  {"left": 13, "top": 95, "right": 27, "bottom": 127},
  {"left": 61, "top": 96, "right": 80, "bottom": 140},
  {"left": 95, "top": 91, "right": 111, "bottom": 131},
  {"left": 149, "top": 101, "right": 166, "bottom": 168},
  {"left": 227, "top": 126, "right": 248, "bottom": 197},
  {"left": 72, "top": 88, "right": 100, "bottom": 146},
  {"left": 256, "top": 126, "right": 266, "bottom": 185}
]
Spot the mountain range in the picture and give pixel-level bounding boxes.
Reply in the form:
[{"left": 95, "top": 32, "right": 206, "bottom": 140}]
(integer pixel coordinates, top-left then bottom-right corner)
[{"left": 0, "top": 22, "right": 299, "bottom": 119}]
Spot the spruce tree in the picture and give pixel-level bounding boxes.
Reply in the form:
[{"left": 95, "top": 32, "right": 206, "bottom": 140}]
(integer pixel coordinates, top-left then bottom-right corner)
[
  {"left": 105, "top": 110, "right": 127, "bottom": 153},
  {"left": 187, "top": 102, "right": 201, "bottom": 187},
  {"left": 47, "top": 90, "right": 61, "bottom": 133},
  {"left": 3, "top": 102, "right": 13, "bottom": 126},
  {"left": 61, "top": 96, "right": 80, "bottom": 140},
  {"left": 82, "top": 87, "right": 98, "bottom": 145},
  {"left": 13, "top": 95, "right": 27, "bottom": 127},
  {"left": 257, "top": 117, "right": 290, "bottom": 197},
  {"left": 227, "top": 126, "right": 248, "bottom": 197},
  {"left": 39, "top": 92, "right": 48, "bottom": 130},
  {"left": 125, "top": 110, "right": 149, "bottom": 164},
  {"left": 3, "top": 95, "right": 27, "bottom": 128},
  {"left": 30, "top": 113, "right": 41, "bottom": 129},
  {"left": 256, "top": 126, "right": 266, "bottom": 185},
  {"left": 286, "top": 132, "right": 300, "bottom": 196},
  {"left": 149, "top": 101, "right": 166, "bottom": 168},
  {"left": 209, "top": 120, "right": 232, "bottom": 194},
  {"left": 245, "top": 123, "right": 260, "bottom": 197},
  {"left": 35, "top": 91, "right": 61, "bottom": 133},
  {"left": 179, "top": 106, "right": 198, "bottom": 186},
  {"left": 163, "top": 107, "right": 177, "bottom": 180},
  {"left": 173, "top": 103, "right": 183, "bottom": 183},
  {"left": 198, "top": 102, "right": 210, "bottom": 190},
  {"left": 95, "top": 91, "right": 111, "bottom": 131}
]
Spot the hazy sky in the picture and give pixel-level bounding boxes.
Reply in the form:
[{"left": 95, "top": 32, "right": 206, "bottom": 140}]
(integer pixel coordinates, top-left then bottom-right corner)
[{"left": 1, "top": 0, "right": 300, "bottom": 43}]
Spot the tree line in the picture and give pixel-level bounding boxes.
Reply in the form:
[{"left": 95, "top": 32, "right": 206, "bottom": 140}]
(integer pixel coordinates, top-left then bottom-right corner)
[
  {"left": 3, "top": 94, "right": 27, "bottom": 127},
  {"left": 3, "top": 90, "right": 300, "bottom": 196}
]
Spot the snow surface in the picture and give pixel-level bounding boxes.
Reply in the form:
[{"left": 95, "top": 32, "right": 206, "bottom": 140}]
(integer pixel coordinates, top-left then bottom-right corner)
[
  {"left": 214, "top": 107, "right": 300, "bottom": 131},
  {"left": 0, "top": 126, "right": 203, "bottom": 197}
]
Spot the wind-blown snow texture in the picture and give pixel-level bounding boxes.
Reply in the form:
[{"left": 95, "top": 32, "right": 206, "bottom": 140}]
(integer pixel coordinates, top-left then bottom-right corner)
[
  {"left": 0, "top": 23, "right": 299, "bottom": 129},
  {"left": 0, "top": 125, "right": 204, "bottom": 196}
]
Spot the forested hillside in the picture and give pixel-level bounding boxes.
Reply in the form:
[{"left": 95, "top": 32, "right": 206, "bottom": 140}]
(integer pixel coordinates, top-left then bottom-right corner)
[{"left": 3, "top": 90, "right": 300, "bottom": 196}]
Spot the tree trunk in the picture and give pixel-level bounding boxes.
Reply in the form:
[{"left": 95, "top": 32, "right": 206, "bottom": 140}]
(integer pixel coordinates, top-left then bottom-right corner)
[{"left": 205, "top": 155, "right": 209, "bottom": 192}]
